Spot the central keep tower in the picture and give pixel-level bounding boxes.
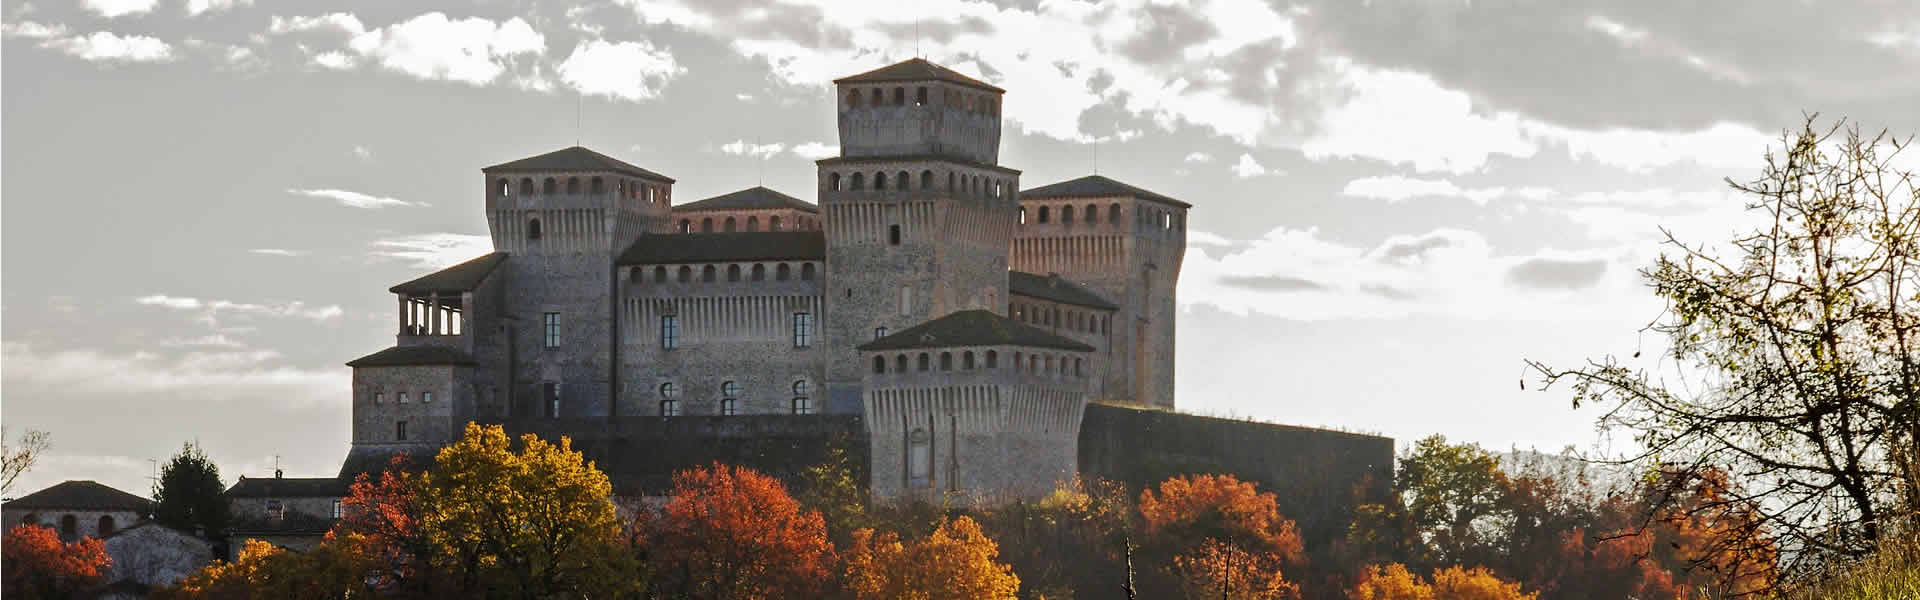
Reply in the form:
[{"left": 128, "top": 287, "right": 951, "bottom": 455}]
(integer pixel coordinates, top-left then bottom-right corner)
[{"left": 819, "top": 59, "right": 1022, "bottom": 411}]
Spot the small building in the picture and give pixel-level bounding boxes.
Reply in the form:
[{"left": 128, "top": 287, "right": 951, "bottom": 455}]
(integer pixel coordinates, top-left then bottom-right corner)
[
  {"left": 101, "top": 522, "right": 214, "bottom": 595},
  {"left": 2, "top": 480, "right": 150, "bottom": 542},
  {"left": 224, "top": 473, "right": 348, "bottom": 557}
]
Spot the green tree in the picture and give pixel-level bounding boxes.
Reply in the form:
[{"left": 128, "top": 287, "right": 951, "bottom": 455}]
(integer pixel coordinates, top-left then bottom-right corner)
[
  {"left": 796, "top": 438, "right": 870, "bottom": 548},
  {"left": 1396, "top": 436, "right": 1511, "bottom": 570},
  {"left": 153, "top": 441, "right": 230, "bottom": 539},
  {"left": 1531, "top": 117, "right": 1920, "bottom": 575}
]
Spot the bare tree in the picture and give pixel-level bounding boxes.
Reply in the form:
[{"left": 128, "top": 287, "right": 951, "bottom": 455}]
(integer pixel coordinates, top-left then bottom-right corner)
[
  {"left": 2, "top": 427, "right": 52, "bottom": 495},
  {"left": 1530, "top": 116, "right": 1920, "bottom": 577}
]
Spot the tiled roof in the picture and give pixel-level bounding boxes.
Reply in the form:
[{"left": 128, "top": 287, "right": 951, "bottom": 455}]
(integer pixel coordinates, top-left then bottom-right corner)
[
  {"left": 617, "top": 231, "right": 826, "bottom": 265},
  {"left": 388, "top": 252, "right": 507, "bottom": 295},
  {"left": 834, "top": 58, "right": 1004, "bottom": 93},
  {"left": 484, "top": 146, "right": 675, "bottom": 182},
  {"left": 345, "top": 345, "right": 477, "bottom": 368},
  {"left": 228, "top": 512, "right": 334, "bottom": 536},
  {"left": 675, "top": 186, "right": 819, "bottom": 214},
  {"left": 2, "top": 480, "right": 150, "bottom": 511},
  {"left": 337, "top": 447, "right": 432, "bottom": 482},
  {"left": 858, "top": 309, "right": 1095, "bottom": 352},
  {"left": 1009, "top": 271, "right": 1117, "bottom": 310},
  {"left": 226, "top": 476, "right": 348, "bottom": 498},
  {"left": 1021, "top": 175, "right": 1191, "bottom": 209},
  {"left": 815, "top": 155, "right": 1021, "bottom": 175}
]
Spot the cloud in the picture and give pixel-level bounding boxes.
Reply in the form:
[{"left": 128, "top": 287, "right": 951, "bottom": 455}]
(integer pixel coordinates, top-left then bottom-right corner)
[
  {"left": 248, "top": 248, "right": 305, "bottom": 257},
  {"left": 287, "top": 188, "right": 424, "bottom": 209},
  {"left": 790, "top": 142, "right": 839, "bottom": 160},
  {"left": 719, "top": 140, "right": 786, "bottom": 159},
  {"left": 82, "top": 0, "right": 158, "bottom": 18},
  {"left": 2, "top": 342, "right": 341, "bottom": 405},
  {"left": 370, "top": 233, "right": 494, "bottom": 269},
  {"left": 1219, "top": 275, "right": 1325, "bottom": 291},
  {"left": 1185, "top": 230, "right": 1239, "bottom": 247},
  {"left": 351, "top": 145, "right": 372, "bottom": 160},
  {"left": 1342, "top": 175, "right": 1553, "bottom": 205},
  {"left": 1184, "top": 152, "right": 1213, "bottom": 163},
  {"left": 1507, "top": 256, "right": 1609, "bottom": 290},
  {"left": 185, "top": 0, "right": 250, "bottom": 16},
  {"left": 312, "top": 51, "right": 355, "bottom": 70},
  {"left": 161, "top": 334, "right": 246, "bottom": 348},
  {"left": 41, "top": 32, "right": 176, "bottom": 63},
  {"left": 2, "top": 21, "right": 69, "bottom": 40},
  {"left": 556, "top": 39, "right": 683, "bottom": 101},
  {"left": 1231, "top": 153, "right": 1270, "bottom": 178},
  {"left": 1304, "top": 64, "right": 1537, "bottom": 174},
  {"left": 136, "top": 295, "right": 344, "bottom": 321},
  {"left": 271, "top": 12, "right": 546, "bottom": 86},
  {"left": 1525, "top": 121, "right": 1775, "bottom": 173}
]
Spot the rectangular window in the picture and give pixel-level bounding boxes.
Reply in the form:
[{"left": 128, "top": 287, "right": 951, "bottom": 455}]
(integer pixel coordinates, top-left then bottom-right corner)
[
  {"left": 332, "top": 499, "right": 344, "bottom": 519},
  {"left": 422, "top": 391, "right": 433, "bottom": 404},
  {"left": 543, "top": 312, "right": 561, "bottom": 348},
  {"left": 660, "top": 315, "right": 679, "bottom": 349},
  {"left": 266, "top": 500, "right": 284, "bottom": 520},
  {"left": 792, "top": 312, "right": 813, "bottom": 347},
  {"left": 398, "top": 392, "right": 409, "bottom": 404},
  {"left": 721, "top": 398, "right": 737, "bottom": 416},
  {"left": 874, "top": 327, "right": 888, "bottom": 340},
  {"left": 396, "top": 421, "right": 408, "bottom": 441},
  {"left": 899, "top": 287, "right": 911, "bottom": 315},
  {"left": 374, "top": 392, "right": 384, "bottom": 405}
]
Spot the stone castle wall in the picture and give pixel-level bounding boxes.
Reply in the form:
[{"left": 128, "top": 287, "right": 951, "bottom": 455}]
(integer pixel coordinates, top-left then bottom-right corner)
[{"left": 617, "top": 260, "right": 828, "bottom": 416}]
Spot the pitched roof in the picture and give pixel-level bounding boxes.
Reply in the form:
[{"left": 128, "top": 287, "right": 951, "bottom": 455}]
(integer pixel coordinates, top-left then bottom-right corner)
[
  {"left": 2, "top": 480, "right": 150, "bottom": 511},
  {"left": 834, "top": 58, "right": 1005, "bottom": 93},
  {"left": 345, "top": 345, "right": 477, "bottom": 368},
  {"left": 226, "top": 476, "right": 348, "bottom": 498},
  {"left": 388, "top": 252, "right": 507, "bottom": 295},
  {"left": 1021, "top": 175, "right": 1191, "bottom": 209},
  {"left": 484, "top": 146, "right": 675, "bottom": 182},
  {"left": 617, "top": 231, "right": 826, "bottom": 265},
  {"left": 676, "top": 186, "right": 819, "bottom": 214},
  {"left": 858, "top": 309, "right": 1095, "bottom": 352},
  {"left": 1008, "top": 271, "right": 1117, "bottom": 310}
]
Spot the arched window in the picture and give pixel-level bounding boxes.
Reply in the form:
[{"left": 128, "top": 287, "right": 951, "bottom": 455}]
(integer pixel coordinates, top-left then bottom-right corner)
[
  {"left": 747, "top": 216, "right": 759, "bottom": 231},
  {"left": 962, "top": 351, "right": 975, "bottom": 369},
  {"left": 677, "top": 266, "right": 692, "bottom": 283},
  {"left": 543, "top": 177, "right": 557, "bottom": 194},
  {"left": 590, "top": 177, "right": 604, "bottom": 194},
  {"left": 653, "top": 266, "right": 667, "bottom": 283},
  {"left": 98, "top": 515, "right": 115, "bottom": 537},
  {"left": 629, "top": 267, "right": 644, "bottom": 283},
  {"left": 801, "top": 263, "right": 817, "bottom": 280},
  {"left": 60, "top": 515, "right": 76, "bottom": 538},
  {"left": 851, "top": 172, "right": 865, "bottom": 190},
  {"left": 1038, "top": 206, "right": 1050, "bottom": 223},
  {"left": 870, "top": 88, "right": 882, "bottom": 105},
  {"left": 496, "top": 178, "right": 510, "bottom": 197},
  {"left": 751, "top": 264, "right": 767, "bottom": 281},
  {"left": 519, "top": 178, "right": 535, "bottom": 195},
  {"left": 898, "top": 171, "right": 910, "bottom": 191},
  {"left": 829, "top": 173, "right": 842, "bottom": 190},
  {"left": 921, "top": 170, "right": 934, "bottom": 189},
  {"left": 727, "top": 264, "right": 742, "bottom": 282},
  {"left": 1018, "top": 207, "right": 1027, "bottom": 225},
  {"left": 701, "top": 265, "right": 716, "bottom": 282},
  {"left": 776, "top": 263, "right": 792, "bottom": 281},
  {"left": 679, "top": 219, "right": 692, "bottom": 233},
  {"left": 1087, "top": 203, "right": 1098, "bottom": 223},
  {"left": 566, "top": 177, "right": 580, "bottom": 194},
  {"left": 847, "top": 89, "right": 862, "bottom": 107},
  {"left": 947, "top": 172, "right": 955, "bottom": 190},
  {"left": 873, "top": 356, "right": 886, "bottom": 373},
  {"left": 875, "top": 172, "right": 887, "bottom": 190},
  {"left": 702, "top": 218, "right": 714, "bottom": 233},
  {"left": 770, "top": 216, "right": 783, "bottom": 231},
  {"left": 1013, "top": 352, "right": 1024, "bottom": 372},
  {"left": 917, "top": 353, "right": 931, "bottom": 371},
  {"left": 889, "top": 224, "right": 901, "bottom": 245},
  {"left": 940, "top": 352, "right": 953, "bottom": 371},
  {"left": 1062, "top": 205, "right": 1074, "bottom": 223},
  {"left": 659, "top": 383, "right": 679, "bottom": 417},
  {"left": 791, "top": 380, "right": 811, "bottom": 415},
  {"left": 915, "top": 86, "right": 928, "bottom": 105},
  {"left": 896, "top": 354, "right": 908, "bottom": 372},
  {"left": 527, "top": 219, "right": 542, "bottom": 240},
  {"left": 892, "top": 87, "right": 905, "bottom": 105},
  {"left": 985, "top": 350, "right": 998, "bottom": 368},
  {"left": 724, "top": 217, "right": 737, "bottom": 232},
  {"left": 1110, "top": 202, "right": 1123, "bottom": 224}
]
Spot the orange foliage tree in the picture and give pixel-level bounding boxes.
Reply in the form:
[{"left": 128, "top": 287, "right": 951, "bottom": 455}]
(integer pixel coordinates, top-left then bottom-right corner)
[
  {"left": 1349, "top": 563, "right": 1538, "bottom": 600},
  {"left": 1140, "top": 474, "right": 1305, "bottom": 599},
  {"left": 2, "top": 523, "right": 110, "bottom": 599},
  {"left": 845, "top": 515, "right": 1021, "bottom": 599},
  {"left": 634, "top": 462, "right": 833, "bottom": 599}
]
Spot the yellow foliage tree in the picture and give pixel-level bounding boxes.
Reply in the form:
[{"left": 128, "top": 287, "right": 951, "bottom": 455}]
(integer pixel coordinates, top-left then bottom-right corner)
[
  {"left": 846, "top": 516, "right": 1020, "bottom": 600},
  {"left": 1349, "top": 563, "right": 1435, "bottom": 600},
  {"left": 1348, "top": 563, "right": 1537, "bottom": 600},
  {"left": 162, "top": 539, "right": 367, "bottom": 600}
]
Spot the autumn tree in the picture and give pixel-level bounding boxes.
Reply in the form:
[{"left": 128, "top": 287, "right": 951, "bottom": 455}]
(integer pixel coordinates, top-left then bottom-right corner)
[
  {"left": 153, "top": 441, "right": 230, "bottom": 540},
  {"left": 634, "top": 462, "right": 833, "bottom": 599},
  {"left": 1, "top": 427, "right": 50, "bottom": 495},
  {"left": 796, "top": 439, "right": 871, "bottom": 548},
  {"left": 160, "top": 539, "right": 368, "bottom": 600},
  {"left": 1139, "top": 474, "right": 1305, "bottom": 599},
  {"left": 1349, "top": 563, "right": 1538, "bottom": 600},
  {"left": 328, "top": 454, "right": 445, "bottom": 595},
  {"left": 1530, "top": 116, "right": 1920, "bottom": 575},
  {"left": 845, "top": 515, "right": 1021, "bottom": 600},
  {"left": 2, "top": 524, "right": 110, "bottom": 599},
  {"left": 977, "top": 480, "right": 1134, "bottom": 598},
  {"left": 418, "top": 423, "right": 632, "bottom": 597}
]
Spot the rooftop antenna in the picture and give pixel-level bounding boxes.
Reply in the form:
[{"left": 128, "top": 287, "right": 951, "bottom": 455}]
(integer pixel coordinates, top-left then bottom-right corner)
[
  {"left": 273, "top": 454, "right": 282, "bottom": 478},
  {"left": 756, "top": 133, "right": 765, "bottom": 186},
  {"left": 1093, "top": 136, "right": 1100, "bottom": 175},
  {"left": 576, "top": 94, "right": 583, "bottom": 147}
]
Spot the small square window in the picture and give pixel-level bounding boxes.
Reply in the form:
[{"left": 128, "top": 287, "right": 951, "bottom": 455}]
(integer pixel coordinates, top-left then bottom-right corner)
[
  {"left": 422, "top": 391, "right": 433, "bottom": 404},
  {"left": 373, "top": 392, "right": 384, "bottom": 404},
  {"left": 398, "top": 392, "right": 409, "bottom": 404},
  {"left": 332, "top": 499, "right": 344, "bottom": 519}
]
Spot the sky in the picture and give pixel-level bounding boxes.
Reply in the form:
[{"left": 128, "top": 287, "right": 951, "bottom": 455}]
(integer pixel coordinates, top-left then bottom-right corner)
[{"left": 4, "top": 0, "right": 1919, "bottom": 498}]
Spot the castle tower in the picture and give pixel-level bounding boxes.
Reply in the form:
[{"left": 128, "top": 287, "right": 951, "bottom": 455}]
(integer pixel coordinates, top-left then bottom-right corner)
[
  {"left": 1013, "top": 176, "right": 1188, "bottom": 409},
  {"left": 482, "top": 147, "right": 675, "bottom": 418},
  {"left": 818, "top": 59, "right": 1023, "bottom": 411}
]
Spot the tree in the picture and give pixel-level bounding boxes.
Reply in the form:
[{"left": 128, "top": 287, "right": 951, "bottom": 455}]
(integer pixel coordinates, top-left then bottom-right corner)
[
  {"left": 2, "top": 524, "right": 110, "bottom": 599},
  {"left": 977, "top": 480, "right": 1134, "bottom": 598},
  {"left": 1530, "top": 116, "right": 1920, "bottom": 575},
  {"left": 419, "top": 423, "right": 632, "bottom": 597},
  {"left": 1139, "top": 474, "right": 1305, "bottom": 599},
  {"left": 796, "top": 438, "right": 871, "bottom": 548},
  {"left": 634, "top": 462, "right": 833, "bottom": 599},
  {"left": 845, "top": 516, "right": 1021, "bottom": 600},
  {"left": 1, "top": 427, "right": 50, "bottom": 495},
  {"left": 1396, "top": 436, "right": 1512, "bottom": 570},
  {"left": 329, "top": 454, "right": 444, "bottom": 595},
  {"left": 1348, "top": 564, "right": 1537, "bottom": 600},
  {"left": 160, "top": 538, "right": 367, "bottom": 600},
  {"left": 153, "top": 441, "right": 230, "bottom": 540}
]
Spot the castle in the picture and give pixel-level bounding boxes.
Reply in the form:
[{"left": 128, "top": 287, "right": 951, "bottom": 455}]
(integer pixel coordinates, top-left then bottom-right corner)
[{"left": 341, "top": 58, "right": 1189, "bottom": 503}]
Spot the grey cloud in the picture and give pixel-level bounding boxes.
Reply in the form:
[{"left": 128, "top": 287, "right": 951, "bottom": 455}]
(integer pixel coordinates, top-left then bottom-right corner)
[
  {"left": 873, "top": 16, "right": 994, "bottom": 46},
  {"left": 1361, "top": 284, "right": 1416, "bottom": 301},
  {"left": 1374, "top": 232, "right": 1459, "bottom": 262},
  {"left": 1115, "top": 3, "right": 1220, "bottom": 66},
  {"left": 1506, "top": 257, "right": 1608, "bottom": 290},
  {"left": 1220, "top": 274, "right": 1327, "bottom": 292}
]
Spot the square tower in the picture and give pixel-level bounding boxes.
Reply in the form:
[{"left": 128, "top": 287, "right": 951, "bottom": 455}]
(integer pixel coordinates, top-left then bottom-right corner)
[{"left": 819, "top": 59, "right": 1022, "bottom": 412}]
